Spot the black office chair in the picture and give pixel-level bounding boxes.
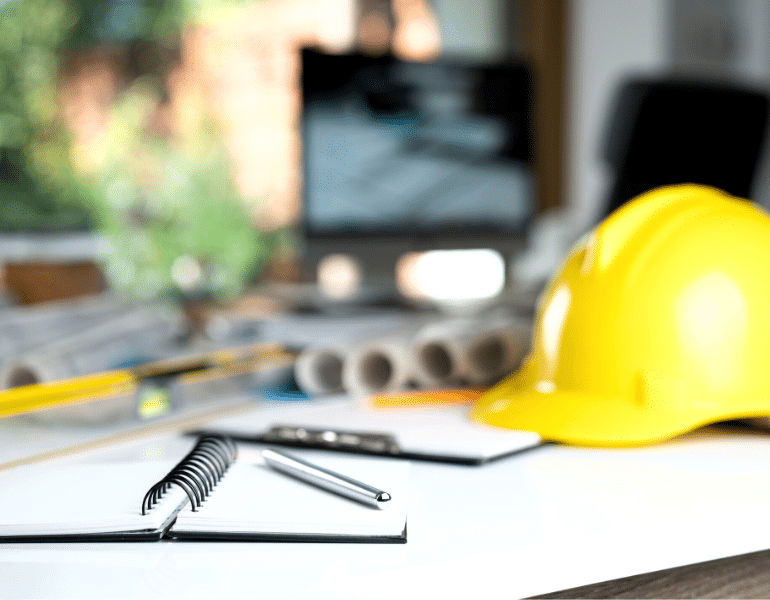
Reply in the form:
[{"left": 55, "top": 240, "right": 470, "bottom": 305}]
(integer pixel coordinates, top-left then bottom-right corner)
[{"left": 602, "top": 77, "right": 770, "bottom": 216}]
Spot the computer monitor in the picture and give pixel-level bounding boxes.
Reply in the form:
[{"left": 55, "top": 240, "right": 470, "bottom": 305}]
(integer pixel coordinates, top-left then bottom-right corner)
[{"left": 300, "top": 48, "right": 534, "bottom": 294}]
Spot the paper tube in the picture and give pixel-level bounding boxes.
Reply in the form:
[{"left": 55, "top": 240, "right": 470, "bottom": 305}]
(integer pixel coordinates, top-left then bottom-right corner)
[
  {"left": 0, "top": 294, "right": 134, "bottom": 360},
  {"left": 293, "top": 315, "right": 530, "bottom": 397},
  {"left": 294, "top": 346, "right": 347, "bottom": 397},
  {"left": 411, "top": 318, "right": 531, "bottom": 387},
  {"left": 291, "top": 315, "right": 431, "bottom": 397},
  {"left": 342, "top": 334, "right": 416, "bottom": 398},
  {"left": 1, "top": 306, "right": 186, "bottom": 389}
]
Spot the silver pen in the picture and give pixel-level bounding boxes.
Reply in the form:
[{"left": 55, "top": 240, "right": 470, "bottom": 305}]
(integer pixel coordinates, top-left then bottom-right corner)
[{"left": 261, "top": 448, "right": 392, "bottom": 509}]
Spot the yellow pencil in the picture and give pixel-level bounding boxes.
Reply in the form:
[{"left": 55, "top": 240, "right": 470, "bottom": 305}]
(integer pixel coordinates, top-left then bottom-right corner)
[
  {"left": 0, "top": 343, "right": 295, "bottom": 420},
  {"left": 0, "top": 371, "right": 136, "bottom": 419},
  {"left": 369, "top": 387, "right": 487, "bottom": 408}
]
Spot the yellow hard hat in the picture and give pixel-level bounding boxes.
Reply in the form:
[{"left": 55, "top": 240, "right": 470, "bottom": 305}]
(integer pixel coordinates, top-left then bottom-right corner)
[{"left": 471, "top": 184, "right": 770, "bottom": 446}]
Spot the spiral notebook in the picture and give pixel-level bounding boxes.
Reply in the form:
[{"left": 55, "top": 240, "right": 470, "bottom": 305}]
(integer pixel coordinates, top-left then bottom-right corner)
[{"left": 0, "top": 437, "right": 409, "bottom": 543}]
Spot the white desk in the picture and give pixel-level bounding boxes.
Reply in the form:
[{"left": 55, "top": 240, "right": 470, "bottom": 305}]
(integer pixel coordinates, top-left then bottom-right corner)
[{"left": 3, "top": 408, "right": 770, "bottom": 599}]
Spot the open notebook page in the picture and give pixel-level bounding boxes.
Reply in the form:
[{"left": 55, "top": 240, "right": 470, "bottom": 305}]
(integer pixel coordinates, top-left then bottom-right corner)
[
  {"left": 0, "top": 461, "right": 187, "bottom": 537},
  {"left": 170, "top": 457, "right": 409, "bottom": 539}
]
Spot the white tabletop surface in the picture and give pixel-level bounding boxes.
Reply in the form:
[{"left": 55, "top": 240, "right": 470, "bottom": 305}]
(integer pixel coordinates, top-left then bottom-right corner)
[{"left": 3, "top": 404, "right": 770, "bottom": 599}]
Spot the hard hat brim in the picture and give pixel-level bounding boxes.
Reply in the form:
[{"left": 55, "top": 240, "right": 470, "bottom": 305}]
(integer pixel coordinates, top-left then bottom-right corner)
[{"left": 469, "top": 373, "right": 770, "bottom": 447}]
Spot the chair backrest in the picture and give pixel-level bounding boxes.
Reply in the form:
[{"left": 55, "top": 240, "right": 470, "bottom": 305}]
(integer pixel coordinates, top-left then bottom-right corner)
[{"left": 602, "top": 77, "right": 770, "bottom": 216}]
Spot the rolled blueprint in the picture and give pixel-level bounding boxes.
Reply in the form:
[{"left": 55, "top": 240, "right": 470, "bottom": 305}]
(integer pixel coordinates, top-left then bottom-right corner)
[
  {"left": 292, "top": 314, "right": 531, "bottom": 397},
  {"left": 0, "top": 305, "right": 186, "bottom": 388},
  {"left": 0, "top": 294, "right": 139, "bottom": 361},
  {"left": 290, "top": 314, "right": 432, "bottom": 398},
  {"left": 411, "top": 317, "right": 531, "bottom": 387},
  {"left": 342, "top": 333, "right": 416, "bottom": 398},
  {"left": 294, "top": 345, "right": 347, "bottom": 397}
]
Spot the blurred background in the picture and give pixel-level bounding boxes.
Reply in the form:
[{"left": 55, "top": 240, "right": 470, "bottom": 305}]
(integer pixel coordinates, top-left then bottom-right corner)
[{"left": 1, "top": 0, "right": 769, "bottom": 310}]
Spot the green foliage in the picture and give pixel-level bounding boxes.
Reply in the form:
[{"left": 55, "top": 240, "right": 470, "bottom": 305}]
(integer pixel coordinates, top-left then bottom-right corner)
[
  {"left": 93, "top": 82, "right": 269, "bottom": 300},
  {"left": 0, "top": 0, "right": 273, "bottom": 300},
  {"left": 0, "top": 0, "right": 93, "bottom": 231}
]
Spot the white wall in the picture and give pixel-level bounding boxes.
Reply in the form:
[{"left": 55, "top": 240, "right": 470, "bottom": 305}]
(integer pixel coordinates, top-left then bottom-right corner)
[
  {"left": 730, "top": 0, "right": 770, "bottom": 208},
  {"left": 566, "top": 0, "right": 670, "bottom": 231},
  {"left": 733, "top": 0, "right": 770, "bottom": 81},
  {"left": 567, "top": 0, "right": 770, "bottom": 224},
  {"left": 511, "top": 0, "right": 671, "bottom": 287},
  {"left": 431, "top": 0, "right": 509, "bottom": 60},
  {"left": 514, "top": 0, "right": 770, "bottom": 287}
]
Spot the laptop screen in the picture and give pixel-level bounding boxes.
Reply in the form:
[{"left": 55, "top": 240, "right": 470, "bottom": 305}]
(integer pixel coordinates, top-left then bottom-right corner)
[{"left": 301, "top": 48, "right": 534, "bottom": 243}]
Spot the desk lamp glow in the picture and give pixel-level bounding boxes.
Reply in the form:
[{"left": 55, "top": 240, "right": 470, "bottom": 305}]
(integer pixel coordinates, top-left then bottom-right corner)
[{"left": 396, "top": 249, "right": 505, "bottom": 303}]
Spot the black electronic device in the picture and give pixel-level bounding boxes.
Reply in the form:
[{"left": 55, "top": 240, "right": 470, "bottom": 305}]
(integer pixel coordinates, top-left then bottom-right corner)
[
  {"left": 300, "top": 48, "right": 534, "bottom": 290},
  {"left": 602, "top": 76, "right": 770, "bottom": 216}
]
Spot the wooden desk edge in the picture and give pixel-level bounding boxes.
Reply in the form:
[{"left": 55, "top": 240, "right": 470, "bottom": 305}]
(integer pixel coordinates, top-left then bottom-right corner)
[{"left": 530, "top": 547, "right": 770, "bottom": 599}]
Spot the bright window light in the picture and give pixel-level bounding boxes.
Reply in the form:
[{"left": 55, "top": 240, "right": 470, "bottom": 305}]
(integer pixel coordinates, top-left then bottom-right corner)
[
  {"left": 318, "top": 253, "right": 362, "bottom": 299},
  {"left": 397, "top": 249, "right": 505, "bottom": 302}
]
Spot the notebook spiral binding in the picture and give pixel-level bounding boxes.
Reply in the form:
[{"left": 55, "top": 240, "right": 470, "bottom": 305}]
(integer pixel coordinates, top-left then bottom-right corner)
[{"left": 142, "top": 436, "right": 238, "bottom": 515}]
